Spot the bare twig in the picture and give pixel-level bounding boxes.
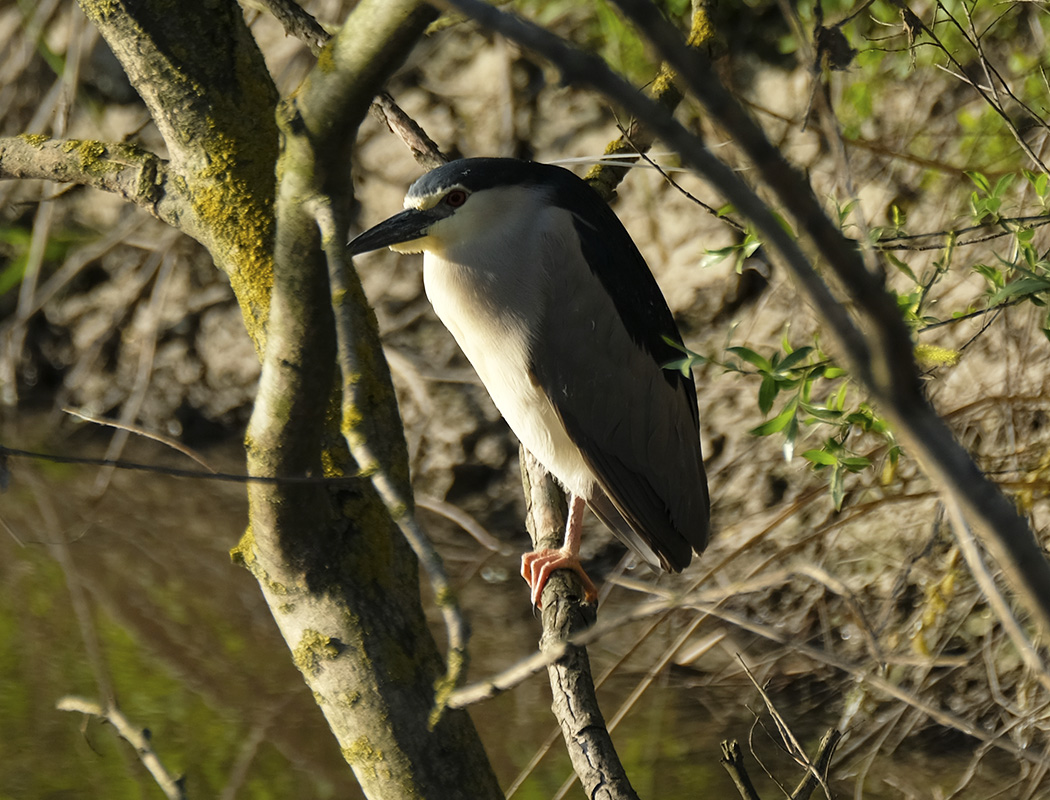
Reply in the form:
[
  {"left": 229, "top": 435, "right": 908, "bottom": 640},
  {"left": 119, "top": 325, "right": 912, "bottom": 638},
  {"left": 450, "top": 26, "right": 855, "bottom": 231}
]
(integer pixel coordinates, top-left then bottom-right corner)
[
  {"left": 219, "top": 721, "right": 269, "bottom": 800},
  {"left": 246, "top": 0, "right": 449, "bottom": 171},
  {"left": 1, "top": 5, "right": 89, "bottom": 405},
  {"left": 370, "top": 92, "right": 450, "bottom": 169},
  {"left": 739, "top": 658, "right": 834, "bottom": 800},
  {"left": 0, "top": 444, "right": 346, "bottom": 484},
  {"left": 91, "top": 245, "right": 177, "bottom": 495},
  {"left": 791, "top": 730, "right": 841, "bottom": 800},
  {"left": 691, "top": 602, "right": 1044, "bottom": 766},
  {"left": 721, "top": 739, "right": 762, "bottom": 800},
  {"left": 18, "top": 211, "right": 148, "bottom": 320},
  {"left": 56, "top": 696, "right": 186, "bottom": 800},
  {"left": 931, "top": 0, "right": 1050, "bottom": 174},
  {"left": 942, "top": 498, "right": 1050, "bottom": 693},
  {"left": 629, "top": 137, "right": 746, "bottom": 231},
  {"left": 584, "top": 29, "right": 689, "bottom": 199},
  {"left": 446, "top": 640, "right": 569, "bottom": 708},
  {"left": 25, "top": 472, "right": 114, "bottom": 710},
  {"left": 416, "top": 495, "right": 512, "bottom": 554},
  {"left": 242, "top": 0, "right": 328, "bottom": 54},
  {"left": 62, "top": 407, "right": 218, "bottom": 474},
  {"left": 446, "top": 597, "right": 676, "bottom": 708}
]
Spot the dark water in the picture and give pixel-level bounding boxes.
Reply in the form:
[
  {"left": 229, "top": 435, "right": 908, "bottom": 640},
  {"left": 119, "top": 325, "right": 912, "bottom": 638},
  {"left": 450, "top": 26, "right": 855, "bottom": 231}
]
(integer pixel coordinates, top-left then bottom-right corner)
[{"left": 0, "top": 426, "right": 1037, "bottom": 799}]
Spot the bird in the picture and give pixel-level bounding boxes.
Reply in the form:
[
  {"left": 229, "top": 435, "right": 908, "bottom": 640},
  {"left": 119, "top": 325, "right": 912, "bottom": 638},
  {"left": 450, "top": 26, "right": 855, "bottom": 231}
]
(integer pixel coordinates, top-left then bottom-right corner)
[{"left": 348, "top": 158, "right": 709, "bottom": 607}]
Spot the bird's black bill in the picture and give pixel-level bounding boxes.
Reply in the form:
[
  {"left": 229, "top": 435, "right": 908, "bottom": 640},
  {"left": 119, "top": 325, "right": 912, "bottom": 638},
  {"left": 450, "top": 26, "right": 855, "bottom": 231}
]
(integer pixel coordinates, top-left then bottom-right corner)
[{"left": 347, "top": 208, "right": 438, "bottom": 254}]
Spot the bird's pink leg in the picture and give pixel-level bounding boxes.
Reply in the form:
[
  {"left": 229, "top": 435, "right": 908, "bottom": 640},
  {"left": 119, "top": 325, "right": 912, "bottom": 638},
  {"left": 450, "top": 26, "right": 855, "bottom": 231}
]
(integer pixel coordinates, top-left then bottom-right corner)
[{"left": 521, "top": 494, "right": 598, "bottom": 608}]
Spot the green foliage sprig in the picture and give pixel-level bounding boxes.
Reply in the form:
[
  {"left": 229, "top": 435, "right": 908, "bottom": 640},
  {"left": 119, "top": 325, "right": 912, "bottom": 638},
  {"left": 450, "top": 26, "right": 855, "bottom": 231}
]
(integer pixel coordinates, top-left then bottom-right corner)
[{"left": 666, "top": 335, "right": 896, "bottom": 511}]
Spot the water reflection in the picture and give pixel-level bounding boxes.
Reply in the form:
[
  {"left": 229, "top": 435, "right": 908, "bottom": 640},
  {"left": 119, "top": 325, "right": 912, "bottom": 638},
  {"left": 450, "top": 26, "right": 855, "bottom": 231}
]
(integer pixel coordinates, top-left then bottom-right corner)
[{"left": 0, "top": 431, "right": 1033, "bottom": 799}]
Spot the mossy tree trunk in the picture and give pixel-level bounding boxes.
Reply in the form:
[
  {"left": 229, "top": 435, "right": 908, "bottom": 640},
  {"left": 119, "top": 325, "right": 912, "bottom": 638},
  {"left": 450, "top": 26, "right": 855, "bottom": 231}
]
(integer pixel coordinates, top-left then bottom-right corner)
[{"left": 47, "top": 1, "right": 504, "bottom": 797}]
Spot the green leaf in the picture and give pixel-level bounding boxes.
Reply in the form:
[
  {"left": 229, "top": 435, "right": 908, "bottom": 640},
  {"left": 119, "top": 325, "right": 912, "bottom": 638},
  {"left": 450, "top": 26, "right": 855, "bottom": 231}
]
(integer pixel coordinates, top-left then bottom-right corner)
[
  {"left": 800, "top": 402, "right": 843, "bottom": 421},
  {"left": 703, "top": 244, "right": 739, "bottom": 258},
  {"left": 802, "top": 449, "right": 838, "bottom": 466},
  {"left": 699, "top": 251, "right": 731, "bottom": 269},
  {"left": 782, "top": 416, "right": 798, "bottom": 461},
  {"left": 776, "top": 346, "right": 814, "bottom": 372},
  {"left": 727, "top": 346, "right": 772, "bottom": 372},
  {"left": 989, "top": 276, "right": 1050, "bottom": 304},
  {"left": 1024, "top": 170, "right": 1048, "bottom": 198},
  {"left": 830, "top": 464, "right": 845, "bottom": 511},
  {"left": 838, "top": 199, "right": 859, "bottom": 226},
  {"left": 663, "top": 355, "right": 701, "bottom": 375},
  {"left": 832, "top": 380, "right": 849, "bottom": 411},
  {"left": 758, "top": 374, "right": 778, "bottom": 415},
  {"left": 661, "top": 337, "right": 705, "bottom": 376},
  {"left": 886, "top": 253, "right": 919, "bottom": 283},
  {"left": 992, "top": 172, "right": 1016, "bottom": 198},
  {"left": 966, "top": 170, "right": 992, "bottom": 194},
  {"left": 841, "top": 456, "right": 872, "bottom": 471},
  {"left": 973, "top": 263, "right": 1004, "bottom": 288},
  {"left": 750, "top": 397, "right": 798, "bottom": 436}
]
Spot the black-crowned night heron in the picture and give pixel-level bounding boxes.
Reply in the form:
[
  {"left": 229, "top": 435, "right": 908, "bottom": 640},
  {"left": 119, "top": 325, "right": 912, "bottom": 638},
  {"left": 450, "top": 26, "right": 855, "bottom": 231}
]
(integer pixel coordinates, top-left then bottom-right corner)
[{"left": 349, "top": 158, "right": 709, "bottom": 606}]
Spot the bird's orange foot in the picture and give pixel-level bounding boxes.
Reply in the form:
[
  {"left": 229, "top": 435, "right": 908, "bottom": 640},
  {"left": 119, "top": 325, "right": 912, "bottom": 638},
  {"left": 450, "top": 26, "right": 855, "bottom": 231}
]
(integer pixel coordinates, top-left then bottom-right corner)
[{"left": 521, "top": 547, "right": 598, "bottom": 608}]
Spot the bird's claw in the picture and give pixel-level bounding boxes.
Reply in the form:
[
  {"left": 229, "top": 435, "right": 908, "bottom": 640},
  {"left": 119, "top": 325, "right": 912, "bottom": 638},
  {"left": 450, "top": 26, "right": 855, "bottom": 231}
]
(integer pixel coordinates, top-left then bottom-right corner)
[{"left": 521, "top": 547, "right": 598, "bottom": 608}]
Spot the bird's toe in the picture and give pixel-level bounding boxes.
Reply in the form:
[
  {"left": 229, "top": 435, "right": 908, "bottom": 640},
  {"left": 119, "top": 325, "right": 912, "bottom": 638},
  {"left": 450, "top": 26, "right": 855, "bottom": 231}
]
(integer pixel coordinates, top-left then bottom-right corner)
[{"left": 521, "top": 548, "right": 598, "bottom": 608}]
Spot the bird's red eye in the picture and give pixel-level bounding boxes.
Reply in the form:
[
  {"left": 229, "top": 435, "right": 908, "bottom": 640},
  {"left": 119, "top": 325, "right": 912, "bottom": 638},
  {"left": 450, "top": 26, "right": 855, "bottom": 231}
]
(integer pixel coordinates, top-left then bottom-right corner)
[{"left": 445, "top": 189, "right": 468, "bottom": 207}]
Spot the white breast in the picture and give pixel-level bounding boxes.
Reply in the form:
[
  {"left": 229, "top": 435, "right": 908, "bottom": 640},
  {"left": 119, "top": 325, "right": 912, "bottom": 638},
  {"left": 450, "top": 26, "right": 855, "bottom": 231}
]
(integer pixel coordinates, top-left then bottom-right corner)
[{"left": 421, "top": 207, "right": 597, "bottom": 498}]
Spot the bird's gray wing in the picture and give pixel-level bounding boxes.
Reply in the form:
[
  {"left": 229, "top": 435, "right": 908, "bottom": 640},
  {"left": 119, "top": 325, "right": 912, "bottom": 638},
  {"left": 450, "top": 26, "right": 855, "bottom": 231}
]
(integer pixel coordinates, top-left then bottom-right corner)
[{"left": 528, "top": 204, "right": 710, "bottom": 571}]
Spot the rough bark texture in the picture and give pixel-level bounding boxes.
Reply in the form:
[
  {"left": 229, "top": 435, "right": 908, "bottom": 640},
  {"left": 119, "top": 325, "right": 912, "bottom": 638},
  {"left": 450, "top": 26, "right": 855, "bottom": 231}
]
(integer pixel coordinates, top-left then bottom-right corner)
[
  {"left": 0, "top": 136, "right": 186, "bottom": 227},
  {"left": 65, "top": 1, "right": 503, "bottom": 797},
  {"left": 78, "top": 0, "right": 279, "bottom": 340},
  {"left": 521, "top": 450, "right": 640, "bottom": 800}
]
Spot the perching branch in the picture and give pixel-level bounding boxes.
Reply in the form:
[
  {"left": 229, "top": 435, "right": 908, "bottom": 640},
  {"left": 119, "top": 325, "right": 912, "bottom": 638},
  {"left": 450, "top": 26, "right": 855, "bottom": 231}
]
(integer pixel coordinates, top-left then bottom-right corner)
[{"left": 520, "top": 449, "right": 641, "bottom": 800}]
